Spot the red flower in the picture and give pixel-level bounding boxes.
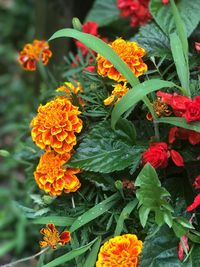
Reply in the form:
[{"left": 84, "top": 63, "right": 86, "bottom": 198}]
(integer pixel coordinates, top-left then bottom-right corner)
[
  {"left": 84, "top": 66, "right": 95, "bottom": 72},
  {"left": 169, "top": 127, "right": 200, "bottom": 145},
  {"left": 117, "top": 0, "right": 152, "bottom": 27},
  {"left": 142, "top": 142, "right": 184, "bottom": 169},
  {"left": 187, "top": 193, "right": 200, "bottom": 211},
  {"left": 162, "top": 0, "right": 169, "bottom": 4},
  {"left": 195, "top": 42, "right": 200, "bottom": 52},
  {"left": 178, "top": 236, "right": 189, "bottom": 261},
  {"left": 182, "top": 96, "right": 200, "bottom": 122},
  {"left": 193, "top": 175, "right": 200, "bottom": 189},
  {"left": 156, "top": 91, "right": 190, "bottom": 117}
]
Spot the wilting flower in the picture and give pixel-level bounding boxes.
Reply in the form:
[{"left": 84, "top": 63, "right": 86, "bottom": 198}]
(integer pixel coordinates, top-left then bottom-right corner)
[
  {"left": 193, "top": 175, "right": 200, "bottom": 189},
  {"left": 104, "top": 83, "right": 129, "bottom": 106},
  {"left": 187, "top": 194, "right": 200, "bottom": 211},
  {"left": 56, "top": 82, "right": 85, "bottom": 106},
  {"left": 142, "top": 142, "right": 184, "bottom": 169},
  {"left": 96, "top": 234, "right": 143, "bottom": 267},
  {"left": 18, "top": 40, "right": 52, "bottom": 71},
  {"left": 39, "top": 223, "right": 71, "bottom": 249},
  {"left": 34, "top": 151, "right": 81, "bottom": 196},
  {"left": 146, "top": 98, "right": 172, "bottom": 120},
  {"left": 169, "top": 127, "right": 200, "bottom": 145},
  {"left": 97, "top": 38, "right": 147, "bottom": 82},
  {"left": 117, "top": 0, "right": 152, "bottom": 27},
  {"left": 30, "top": 97, "right": 83, "bottom": 154}
]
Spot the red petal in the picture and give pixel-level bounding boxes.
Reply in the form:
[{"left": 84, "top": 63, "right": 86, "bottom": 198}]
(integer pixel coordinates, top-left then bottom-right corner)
[
  {"left": 187, "top": 194, "right": 200, "bottom": 212},
  {"left": 170, "top": 149, "right": 184, "bottom": 167},
  {"left": 169, "top": 127, "right": 178, "bottom": 144}
]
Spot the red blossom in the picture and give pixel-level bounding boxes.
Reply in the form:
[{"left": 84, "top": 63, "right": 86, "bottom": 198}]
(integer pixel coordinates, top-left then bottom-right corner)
[
  {"left": 182, "top": 97, "right": 200, "bottom": 122},
  {"left": 195, "top": 42, "right": 200, "bottom": 52},
  {"left": 142, "top": 142, "right": 184, "bottom": 169},
  {"left": 187, "top": 194, "right": 200, "bottom": 211},
  {"left": 117, "top": 0, "right": 152, "bottom": 27},
  {"left": 162, "top": 0, "right": 169, "bottom": 4},
  {"left": 169, "top": 127, "right": 200, "bottom": 145},
  {"left": 84, "top": 66, "right": 96, "bottom": 72},
  {"left": 178, "top": 236, "right": 189, "bottom": 261},
  {"left": 193, "top": 175, "right": 200, "bottom": 189}
]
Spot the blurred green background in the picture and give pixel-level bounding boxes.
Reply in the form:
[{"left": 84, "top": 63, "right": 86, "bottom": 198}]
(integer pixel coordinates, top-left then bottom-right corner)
[{"left": 0, "top": 0, "right": 93, "bottom": 265}]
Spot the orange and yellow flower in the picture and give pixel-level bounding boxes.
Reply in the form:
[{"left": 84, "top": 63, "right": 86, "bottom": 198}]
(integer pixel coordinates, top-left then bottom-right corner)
[
  {"left": 40, "top": 223, "right": 71, "bottom": 249},
  {"left": 30, "top": 97, "right": 83, "bottom": 154},
  {"left": 34, "top": 151, "right": 81, "bottom": 196},
  {"left": 104, "top": 83, "right": 129, "bottom": 106},
  {"left": 56, "top": 82, "right": 85, "bottom": 106},
  {"left": 96, "top": 234, "right": 143, "bottom": 267},
  {"left": 18, "top": 39, "right": 52, "bottom": 71},
  {"left": 97, "top": 38, "right": 147, "bottom": 82}
]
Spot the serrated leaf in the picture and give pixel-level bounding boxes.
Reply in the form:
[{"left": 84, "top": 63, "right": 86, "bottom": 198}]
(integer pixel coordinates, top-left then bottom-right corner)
[
  {"left": 85, "top": 0, "right": 119, "bottom": 26},
  {"left": 150, "top": 0, "right": 200, "bottom": 37},
  {"left": 133, "top": 22, "right": 171, "bottom": 58},
  {"left": 68, "top": 121, "right": 144, "bottom": 173},
  {"left": 139, "top": 225, "right": 180, "bottom": 267}
]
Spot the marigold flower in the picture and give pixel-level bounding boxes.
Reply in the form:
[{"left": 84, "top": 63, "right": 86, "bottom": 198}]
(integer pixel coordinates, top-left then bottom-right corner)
[
  {"left": 104, "top": 83, "right": 129, "bottom": 106},
  {"left": 187, "top": 194, "right": 200, "bottom": 212},
  {"left": 34, "top": 151, "right": 81, "bottom": 196},
  {"left": 18, "top": 40, "right": 52, "bottom": 71},
  {"left": 56, "top": 82, "right": 85, "bottom": 106},
  {"left": 30, "top": 97, "right": 83, "bottom": 154},
  {"left": 97, "top": 38, "right": 147, "bottom": 82},
  {"left": 146, "top": 98, "right": 172, "bottom": 120},
  {"left": 96, "top": 234, "right": 143, "bottom": 267},
  {"left": 39, "top": 223, "right": 71, "bottom": 249},
  {"left": 117, "top": 0, "right": 152, "bottom": 27},
  {"left": 142, "top": 142, "right": 184, "bottom": 169}
]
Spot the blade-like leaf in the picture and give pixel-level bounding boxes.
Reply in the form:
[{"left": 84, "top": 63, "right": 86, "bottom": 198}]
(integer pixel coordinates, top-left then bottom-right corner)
[
  {"left": 49, "top": 29, "right": 139, "bottom": 87},
  {"left": 111, "top": 79, "right": 174, "bottom": 129},
  {"left": 70, "top": 193, "right": 120, "bottom": 232},
  {"left": 83, "top": 237, "right": 102, "bottom": 267},
  {"left": 42, "top": 238, "right": 97, "bottom": 267},
  {"left": 32, "top": 216, "right": 75, "bottom": 226}
]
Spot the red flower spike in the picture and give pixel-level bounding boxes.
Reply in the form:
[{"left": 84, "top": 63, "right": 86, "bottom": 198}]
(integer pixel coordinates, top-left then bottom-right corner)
[
  {"left": 170, "top": 149, "right": 184, "bottom": 167},
  {"left": 178, "top": 236, "right": 189, "bottom": 261},
  {"left": 193, "top": 175, "right": 200, "bottom": 189},
  {"left": 187, "top": 194, "right": 200, "bottom": 212}
]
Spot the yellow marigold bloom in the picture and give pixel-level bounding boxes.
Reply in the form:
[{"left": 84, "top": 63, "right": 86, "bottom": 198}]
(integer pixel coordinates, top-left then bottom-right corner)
[
  {"left": 97, "top": 38, "right": 147, "bottom": 82},
  {"left": 146, "top": 98, "right": 172, "bottom": 121},
  {"left": 18, "top": 39, "right": 52, "bottom": 71},
  {"left": 56, "top": 82, "right": 85, "bottom": 106},
  {"left": 34, "top": 151, "right": 81, "bottom": 196},
  {"left": 40, "top": 223, "right": 71, "bottom": 249},
  {"left": 30, "top": 97, "right": 83, "bottom": 154},
  {"left": 96, "top": 234, "right": 143, "bottom": 267},
  {"left": 104, "top": 83, "right": 129, "bottom": 106}
]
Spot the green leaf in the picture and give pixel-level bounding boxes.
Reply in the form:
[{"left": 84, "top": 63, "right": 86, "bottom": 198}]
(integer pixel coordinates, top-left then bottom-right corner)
[
  {"left": 85, "top": 0, "right": 120, "bottom": 26},
  {"left": 139, "top": 225, "right": 180, "bottom": 267},
  {"left": 115, "top": 118, "right": 137, "bottom": 146},
  {"left": 111, "top": 79, "right": 174, "bottom": 129},
  {"left": 133, "top": 22, "right": 171, "bottom": 58},
  {"left": 0, "top": 240, "right": 16, "bottom": 257},
  {"left": 42, "top": 238, "right": 97, "bottom": 267},
  {"left": 150, "top": 0, "right": 200, "bottom": 37},
  {"left": 156, "top": 117, "right": 200, "bottom": 133},
  {"left": 170, "top": 32, "right": 189, "bottom": 95},
  {"left": 139, "top": 206, "right": 151, "bottom": 228},
  {"left": 32, "top": 216, "right": 75, "bottom": 226},
  {"left": 135, "top": 163, "right": 160, "bottom": 187},
  {"left": 70, "top": 193, "right": 120, "bottom": 232},
  {"left": 191, "top": 245, "right": 200, "bottom": 267},
  {"left": 114, "top": 199, "right": 138, "bottom": 236},
  {"left": 68, "top": 121, "right": 144, "bottom": 173},
  {"left": 83, "top": 237, "right": 102, "bottom": 267},
  {"left": 172, "top": 221, "right": 187, "bottom": 238},
  {"left": 49, "top": 29, "right": 139, "bottom": 87}
]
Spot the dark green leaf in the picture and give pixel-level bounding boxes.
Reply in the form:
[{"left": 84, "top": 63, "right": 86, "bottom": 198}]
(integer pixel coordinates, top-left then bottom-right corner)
[
  {"left": 68, "top": 121, "right": 144, "bottom": 173},
  {"left": 32, "top": 216, "right": 75, "bottom": 226},
  {"left": 83, "top": 237, "right": 102, "bottom": 267}
]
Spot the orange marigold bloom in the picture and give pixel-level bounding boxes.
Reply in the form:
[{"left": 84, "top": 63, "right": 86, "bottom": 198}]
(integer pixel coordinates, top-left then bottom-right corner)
[
  {"left": 18, "top": 39, "right": 52, "bottom": 71},
  {"left": 96, "top": 234, "right": 143, "bottom": 267},
  {"left": 34, "top": 151, "right": 81, "bottom": 196},
  {"left": 104, "top": 83, "right": 129, "bottom": 106},
  {"left": 96, "top": 38, "right": 147, "bottom": 82},
  {"left": 30, "top": 97, "right": 83, "bottom": 154},
  {"left": 40, "top": 223, "right": 71, "bottom": 249},
  {"left": 56, "top": 82, "right": 85, "bottom": 106}
]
